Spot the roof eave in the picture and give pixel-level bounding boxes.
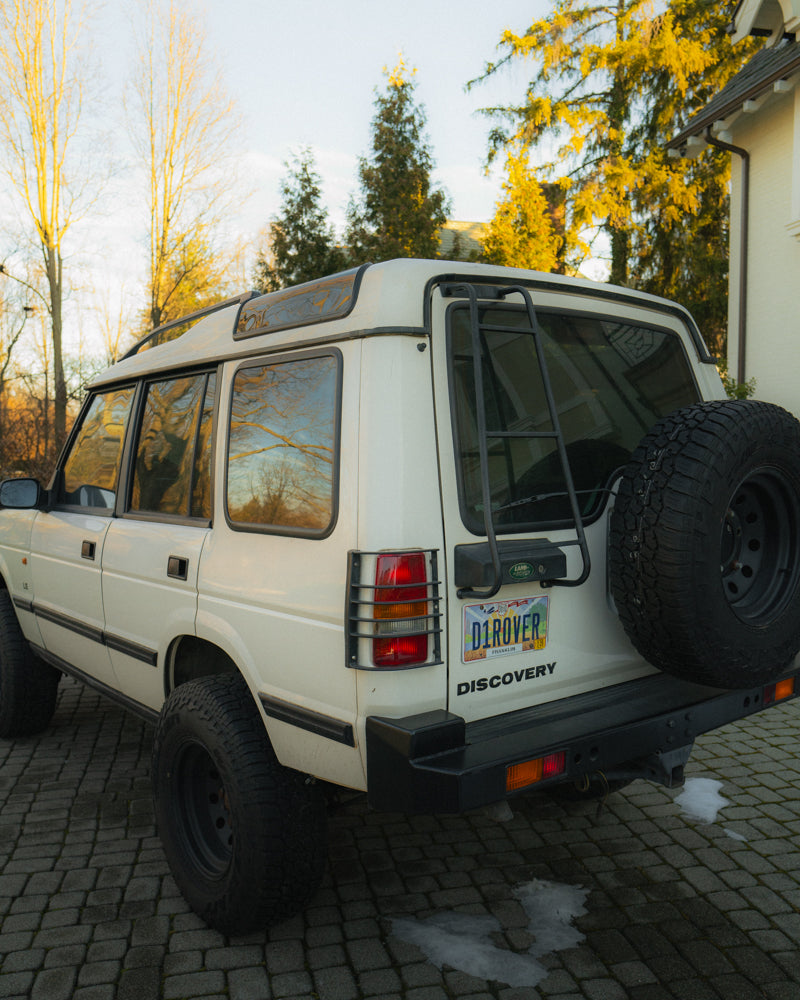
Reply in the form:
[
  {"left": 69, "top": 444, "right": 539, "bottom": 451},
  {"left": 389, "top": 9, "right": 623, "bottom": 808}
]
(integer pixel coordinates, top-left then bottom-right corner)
[{"left": 667, "top": 47, "right": 800, "bottom": 153}]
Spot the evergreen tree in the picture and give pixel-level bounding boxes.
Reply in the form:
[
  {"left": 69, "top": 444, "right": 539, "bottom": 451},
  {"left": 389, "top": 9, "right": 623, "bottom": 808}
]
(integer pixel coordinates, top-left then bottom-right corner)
[
  {"left": 483, "top": 148, "right": 563, "bottom": 273},
  {"left": 254, "top": 149, "right": 346, "bottom": 293},
  {"left": 347, "top": 60, "right": 450, "bottom": 264},
  {"left": 473, "top": 0, "right": 755, "bottom": 301},
  {"left": 630, "top": 151, "right": 730, "bottom": 357}
]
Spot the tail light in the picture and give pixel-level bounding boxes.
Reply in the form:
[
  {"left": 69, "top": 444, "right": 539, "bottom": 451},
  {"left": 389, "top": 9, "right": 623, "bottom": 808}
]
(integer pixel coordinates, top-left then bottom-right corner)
[
  {"left": 373, "top": 552, "right": 429, "bottom": 666},
  {"left": 763, "top": 676, "right": 796, "bottom": 706},
  {"left": 346, "top": 549, "right": 443, "bottom": 670},
  {"left": 506, "top": 751, "right": 566, "bottom": 792}
]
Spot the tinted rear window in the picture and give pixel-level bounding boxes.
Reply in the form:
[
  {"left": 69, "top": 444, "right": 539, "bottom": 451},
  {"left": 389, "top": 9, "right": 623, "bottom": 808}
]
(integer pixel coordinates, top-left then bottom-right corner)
[{"left": 449, "top": 304, "right": 699, "bottom": 532}]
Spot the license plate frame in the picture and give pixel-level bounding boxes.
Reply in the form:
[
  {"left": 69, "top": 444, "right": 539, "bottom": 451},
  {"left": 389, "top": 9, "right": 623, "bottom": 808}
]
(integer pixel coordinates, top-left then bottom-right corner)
[{"left": 462, "top": 595, "right": 549, "bottom": 663}]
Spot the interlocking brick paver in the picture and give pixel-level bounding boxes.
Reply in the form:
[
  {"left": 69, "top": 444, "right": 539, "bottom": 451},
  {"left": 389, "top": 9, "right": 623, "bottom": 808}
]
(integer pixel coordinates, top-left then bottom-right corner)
[{"left": 1, "top": 677, "right": 800, "bottom": 998}]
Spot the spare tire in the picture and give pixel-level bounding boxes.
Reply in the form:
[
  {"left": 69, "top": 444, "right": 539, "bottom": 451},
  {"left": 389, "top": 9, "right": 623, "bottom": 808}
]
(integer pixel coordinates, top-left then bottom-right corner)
[{"left": 609, "top": 399, "right": 800, "bottom": 689}]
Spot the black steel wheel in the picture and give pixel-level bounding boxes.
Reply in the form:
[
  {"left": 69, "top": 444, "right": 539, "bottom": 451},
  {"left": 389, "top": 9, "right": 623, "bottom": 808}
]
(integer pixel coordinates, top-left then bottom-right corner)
[
  {"left": 152, "top": 673, "right": 327, "bottom": 934},
  {"left": 721, "top": 469, "right": 800, "bottom": 625},
  {"left": 610, "top": 400, "right": 800, "bottom": 689},
  {"left": 171, "top": 740, "right": 235, "bottom": 879}
]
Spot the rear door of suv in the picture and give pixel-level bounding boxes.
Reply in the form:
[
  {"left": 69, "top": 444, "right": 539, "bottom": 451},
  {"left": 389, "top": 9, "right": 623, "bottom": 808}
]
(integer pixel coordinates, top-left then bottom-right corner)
[
  {"left": 100, "top": 368, "right": 217, "bottom": 711},
  {"left": 428, "top": 279, "right": 702, "bottom": 723}
]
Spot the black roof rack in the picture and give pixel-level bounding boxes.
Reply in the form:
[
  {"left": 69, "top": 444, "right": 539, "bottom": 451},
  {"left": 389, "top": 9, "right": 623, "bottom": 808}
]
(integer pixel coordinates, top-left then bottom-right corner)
[{"left": 121, "top": 291, "right": 259, "bottom": 361}]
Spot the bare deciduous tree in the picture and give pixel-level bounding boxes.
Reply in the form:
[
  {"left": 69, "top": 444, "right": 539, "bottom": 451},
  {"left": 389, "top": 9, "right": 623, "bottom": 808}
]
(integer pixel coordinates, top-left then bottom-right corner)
[
  {"left": 0, "top": 279, "right": 34, "bottom": 466},
  {"left": 0, "top": 0, "right": 93, "bottom": 450},
  {"left": 129, "top": 0, "right": 241, "bottom": 331}
]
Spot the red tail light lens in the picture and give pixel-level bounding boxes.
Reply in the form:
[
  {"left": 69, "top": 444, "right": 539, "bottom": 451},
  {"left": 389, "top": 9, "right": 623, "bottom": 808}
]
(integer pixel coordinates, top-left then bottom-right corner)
[{"left": 373, "top": 552, "right": 429, "bottom": 667}]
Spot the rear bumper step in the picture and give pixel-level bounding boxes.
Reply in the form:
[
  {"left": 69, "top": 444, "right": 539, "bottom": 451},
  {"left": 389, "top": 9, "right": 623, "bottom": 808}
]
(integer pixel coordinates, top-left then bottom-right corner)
[{"left": 366, "top": 671, "right": 797, "bottom": 813}]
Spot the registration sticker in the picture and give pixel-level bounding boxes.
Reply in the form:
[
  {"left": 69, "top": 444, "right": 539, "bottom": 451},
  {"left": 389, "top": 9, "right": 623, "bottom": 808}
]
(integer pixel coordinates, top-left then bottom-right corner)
[{"left": 463, "top": 596, "right": 549, "bottom": 662}]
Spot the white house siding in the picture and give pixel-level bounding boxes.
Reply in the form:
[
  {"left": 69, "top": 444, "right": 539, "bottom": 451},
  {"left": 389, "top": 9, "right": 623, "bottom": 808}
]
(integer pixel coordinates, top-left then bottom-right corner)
[{"left": 727, "top": 89, "right": 800, "bottom": 416}]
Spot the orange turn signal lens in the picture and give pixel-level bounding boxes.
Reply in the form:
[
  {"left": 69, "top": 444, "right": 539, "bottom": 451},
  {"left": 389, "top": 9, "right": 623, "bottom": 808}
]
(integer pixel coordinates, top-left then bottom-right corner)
[
  {"left": 506, "top": 759, "right": 542, "bottom": 791},
  {"left": 764, "top": 677, "right": 796, "bottom": 706},
  {"left": 506, "top": 751, "right": 566, "bottom": 792}
]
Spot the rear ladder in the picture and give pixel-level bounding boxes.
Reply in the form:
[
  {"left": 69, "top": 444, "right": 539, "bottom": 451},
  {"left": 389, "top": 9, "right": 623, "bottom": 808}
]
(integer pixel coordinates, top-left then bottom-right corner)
[{"left": 442, "top": 281, "right": 591, "bottom": 599}]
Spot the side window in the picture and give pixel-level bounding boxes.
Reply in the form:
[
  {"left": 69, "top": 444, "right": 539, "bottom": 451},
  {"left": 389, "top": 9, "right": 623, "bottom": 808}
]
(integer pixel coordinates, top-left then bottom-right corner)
[
  {"left": 61, "top": 387, "right": 136, "bottom": 509},
  {"left": 131, "top": 372, "right": 216, "bottom": 519},
  {"left": 227, "top": 355, "right": 338, "bottom": 535},
  {"left": 191, "top": 372, "right": 217, "bottom": 519}
]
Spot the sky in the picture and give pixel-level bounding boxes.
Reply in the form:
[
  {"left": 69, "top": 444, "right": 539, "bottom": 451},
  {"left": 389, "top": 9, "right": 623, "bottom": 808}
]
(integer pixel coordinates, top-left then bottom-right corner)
[
  {"left": 2, "top": 0, "right": 556, "bottom": 352},
  {"left": 206, "top": 0, "right": 551, "bottom": 229},
  {"left": 85, "top": 0, "right": 552, "bottom": 285},
  {"left": 193, "top": 0, "right": 552, "bottom": 232}
]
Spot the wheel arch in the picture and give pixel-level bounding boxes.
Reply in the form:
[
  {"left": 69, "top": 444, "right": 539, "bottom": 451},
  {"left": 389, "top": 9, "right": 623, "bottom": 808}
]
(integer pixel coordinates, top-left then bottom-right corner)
[
  {"left": 166, "top": 635, "right": 283, "bottom": 753},
  {"left": 167, "top": 635, "right": 240, "bottom": 694}
]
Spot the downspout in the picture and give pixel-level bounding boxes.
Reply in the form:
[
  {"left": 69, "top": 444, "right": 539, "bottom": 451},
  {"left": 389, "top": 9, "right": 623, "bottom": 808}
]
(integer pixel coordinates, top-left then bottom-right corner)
[{"left": 704, "top": 128, "right": 750, "bottom": 385}]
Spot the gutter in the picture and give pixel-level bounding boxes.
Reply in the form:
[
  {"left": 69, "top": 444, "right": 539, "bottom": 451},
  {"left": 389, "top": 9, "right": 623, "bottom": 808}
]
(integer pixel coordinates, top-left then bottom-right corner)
[{"left": 704, "top": 129, "right": 750, "bottom": 386}]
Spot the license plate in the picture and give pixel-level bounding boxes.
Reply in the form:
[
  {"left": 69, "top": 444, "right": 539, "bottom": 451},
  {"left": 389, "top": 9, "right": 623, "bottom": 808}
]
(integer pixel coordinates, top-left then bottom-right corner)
[{"left": 462, "top": 596, "right": 549, "bottom": 662}]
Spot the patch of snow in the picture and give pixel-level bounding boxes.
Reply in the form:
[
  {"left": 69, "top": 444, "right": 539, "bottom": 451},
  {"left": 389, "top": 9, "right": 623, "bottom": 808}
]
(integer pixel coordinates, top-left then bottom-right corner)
[
  {"left": 676, "top": 777, "right": 729, "bottom": 824},
  {"left": 724, "top": 827, "right": 748, "bottom": 842},
  {"left": 514, "top": 878, "right": 588, "bottom": 956},
  {"left": 390, "top": 878, "right": 589, "bottom": 989}
]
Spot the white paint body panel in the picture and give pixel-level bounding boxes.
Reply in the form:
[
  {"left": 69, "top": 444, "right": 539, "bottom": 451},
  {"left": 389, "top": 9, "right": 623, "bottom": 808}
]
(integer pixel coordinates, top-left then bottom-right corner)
[
  {"left": 0, "top": 260, "right": 724, "bottom": 795},
  {"left": 29, "top": 511, "right": 116, "bottom": 687},
  {"left": 101, "top": 519, "right": 210, "bottom": 710}
]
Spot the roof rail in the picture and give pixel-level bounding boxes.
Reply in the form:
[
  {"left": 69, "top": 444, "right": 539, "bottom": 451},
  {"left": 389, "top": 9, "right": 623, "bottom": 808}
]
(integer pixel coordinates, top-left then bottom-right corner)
[{"left": 121, "top": 291, "right": 259, "bottom": 361}]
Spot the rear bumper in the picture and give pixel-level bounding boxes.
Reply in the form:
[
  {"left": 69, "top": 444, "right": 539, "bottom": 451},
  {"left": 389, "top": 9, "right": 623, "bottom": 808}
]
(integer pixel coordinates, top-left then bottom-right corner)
[{"left": 366, "top": 671, "right": 798, "bottom": 813}]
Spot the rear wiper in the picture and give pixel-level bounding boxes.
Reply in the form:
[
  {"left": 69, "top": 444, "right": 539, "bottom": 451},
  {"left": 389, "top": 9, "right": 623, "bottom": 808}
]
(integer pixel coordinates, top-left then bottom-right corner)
[{"left": 494, "top": 487, "right": 614, "bottom": 513}]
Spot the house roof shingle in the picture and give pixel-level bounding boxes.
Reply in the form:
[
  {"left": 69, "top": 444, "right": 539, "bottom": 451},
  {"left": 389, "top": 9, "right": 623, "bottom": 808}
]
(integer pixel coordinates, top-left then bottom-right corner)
[{"left": 668, "top": 39, "right": 800, "bottom": 150}]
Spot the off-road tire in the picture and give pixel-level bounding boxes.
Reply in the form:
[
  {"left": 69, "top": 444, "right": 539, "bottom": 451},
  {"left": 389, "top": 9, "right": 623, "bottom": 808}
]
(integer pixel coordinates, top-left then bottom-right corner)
[
  {"left": 0, "top": 589, "right": 60, "bottom": 737},
  {"left": 610, "top": 400, "right": 800, "bottom": 689},
  {"left": 152, "top": 673, "right": 327, "bottom": 934}
]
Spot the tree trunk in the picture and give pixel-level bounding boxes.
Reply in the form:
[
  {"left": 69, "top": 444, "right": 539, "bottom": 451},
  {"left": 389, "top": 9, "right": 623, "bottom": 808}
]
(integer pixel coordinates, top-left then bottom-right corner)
[
  {"left": 609, "top": 227, "right": 629, "bottom": 286},
  {"left": 44, "top": 246, "right": 67, "bottom": 453}
]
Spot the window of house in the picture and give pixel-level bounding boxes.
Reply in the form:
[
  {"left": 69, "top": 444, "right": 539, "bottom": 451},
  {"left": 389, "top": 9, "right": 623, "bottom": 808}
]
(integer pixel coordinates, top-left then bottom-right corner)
[
  {"left": 226, "top": 354, "right": 339, "bottom": 535},
  {"left": 60, "top": 386, "right": 137, "bottom": 509},
  {"left": 131, "top": 372, "right": 217, "bottom": 519}
]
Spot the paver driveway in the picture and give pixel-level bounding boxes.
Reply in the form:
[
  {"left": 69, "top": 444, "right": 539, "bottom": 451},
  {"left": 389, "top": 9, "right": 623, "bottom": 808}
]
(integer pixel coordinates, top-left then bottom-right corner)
[{"left": 1, "top": 676, "right": 799, "bottom": 1000}]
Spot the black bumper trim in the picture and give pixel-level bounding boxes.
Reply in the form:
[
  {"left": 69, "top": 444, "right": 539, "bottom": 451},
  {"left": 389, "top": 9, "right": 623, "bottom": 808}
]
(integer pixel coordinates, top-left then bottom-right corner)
[{"left": 366, "top": 671, "right": 798, "bottom": 813}]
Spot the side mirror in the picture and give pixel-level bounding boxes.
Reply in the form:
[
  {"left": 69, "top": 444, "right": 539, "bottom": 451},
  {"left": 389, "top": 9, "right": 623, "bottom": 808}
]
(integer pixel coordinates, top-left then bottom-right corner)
[{"left": 0, "top": 478, "right": 43, "bottom": 509}]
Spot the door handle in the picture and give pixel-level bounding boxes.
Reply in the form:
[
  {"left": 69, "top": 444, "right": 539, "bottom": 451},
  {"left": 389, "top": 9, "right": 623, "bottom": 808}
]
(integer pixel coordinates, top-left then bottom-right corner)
[
  {"left": 167, "top": 556, "right": 189, "bottom": 580},
  {"left": 81, "top": 540, "right": 96, "bottom": 561}
]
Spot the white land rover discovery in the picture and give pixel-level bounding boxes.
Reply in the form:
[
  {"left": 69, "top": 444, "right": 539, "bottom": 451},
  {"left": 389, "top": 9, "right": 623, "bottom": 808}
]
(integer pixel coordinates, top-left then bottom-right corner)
[{"left": 1, "top": 259, "right": 799, "bottom": 934}]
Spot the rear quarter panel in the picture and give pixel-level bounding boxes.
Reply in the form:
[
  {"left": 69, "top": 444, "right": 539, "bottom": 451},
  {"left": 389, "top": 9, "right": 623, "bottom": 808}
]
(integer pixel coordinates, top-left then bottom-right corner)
[{"left": 197, "top": 341, "right": 364, "bottom": 789}]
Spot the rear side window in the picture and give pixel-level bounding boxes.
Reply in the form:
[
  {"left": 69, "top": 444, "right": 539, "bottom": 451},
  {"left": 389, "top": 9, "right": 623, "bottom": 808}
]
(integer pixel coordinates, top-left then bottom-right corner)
[
  {"left": 449, "top": 304, "right": 699, "bottom": 532},
  {"left": 131, "top": 371, "right": 217, "bottom": 519},
  {"left": 60, "top": 387, "right": 136, "bottom": 509},
  {"left": 226, "top": 354, "right": 339, "bottom": 535}
]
